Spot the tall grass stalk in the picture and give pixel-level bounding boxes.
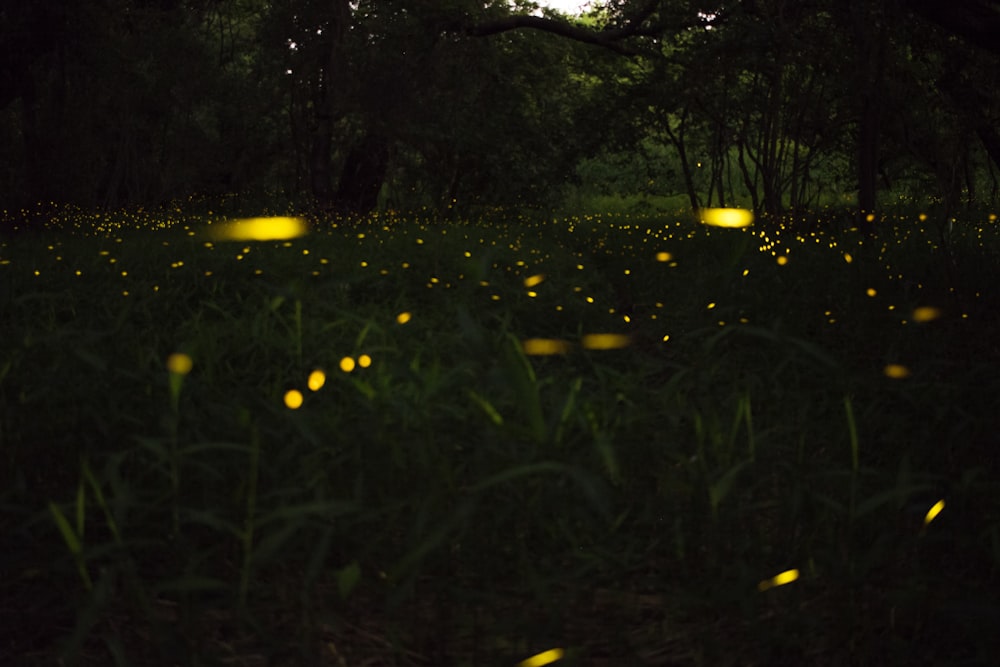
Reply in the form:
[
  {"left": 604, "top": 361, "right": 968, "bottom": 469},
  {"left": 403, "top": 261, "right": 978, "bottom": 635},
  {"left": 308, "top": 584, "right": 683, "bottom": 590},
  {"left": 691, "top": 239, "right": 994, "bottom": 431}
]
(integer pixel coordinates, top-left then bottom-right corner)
[
  {"left": 4, "top": 207, "right": 999, "bottom": 665},
  {"left": 238, "top": 426, "right": 261, "bottom": 610}
]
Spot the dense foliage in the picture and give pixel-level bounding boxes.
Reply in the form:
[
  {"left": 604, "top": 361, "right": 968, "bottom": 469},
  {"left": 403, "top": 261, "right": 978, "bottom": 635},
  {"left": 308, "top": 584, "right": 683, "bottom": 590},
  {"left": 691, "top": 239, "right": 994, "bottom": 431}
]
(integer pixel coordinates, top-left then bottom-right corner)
[{"left": 2, "top": 0, "right": 999, "bottom": 223}]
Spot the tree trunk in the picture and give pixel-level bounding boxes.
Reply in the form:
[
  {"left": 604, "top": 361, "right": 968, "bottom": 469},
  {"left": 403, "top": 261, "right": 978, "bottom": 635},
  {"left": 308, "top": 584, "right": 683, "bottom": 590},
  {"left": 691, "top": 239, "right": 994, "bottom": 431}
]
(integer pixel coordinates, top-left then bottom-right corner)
[
  {"left": 853, "top": 4, "right": 890, "bottom": 234},
  {"left": 663, "top": 110, "right": 700, "bottom": 211},
  {"left": 857, "top": 96, "right": 880, "bottom": 222},
  {"left": 306, "top": 0, "right": 351, "bottom": 212},
  {"left": 334, "top": 134, "right": 390, "bottom": 216}
]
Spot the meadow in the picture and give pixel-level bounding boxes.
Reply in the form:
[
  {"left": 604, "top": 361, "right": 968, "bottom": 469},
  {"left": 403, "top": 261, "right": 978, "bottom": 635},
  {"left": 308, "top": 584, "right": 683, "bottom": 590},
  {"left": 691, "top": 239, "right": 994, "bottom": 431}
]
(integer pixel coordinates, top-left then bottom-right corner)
[{"left": 2, "top": 206, "right": 1000, "bottom": 666}]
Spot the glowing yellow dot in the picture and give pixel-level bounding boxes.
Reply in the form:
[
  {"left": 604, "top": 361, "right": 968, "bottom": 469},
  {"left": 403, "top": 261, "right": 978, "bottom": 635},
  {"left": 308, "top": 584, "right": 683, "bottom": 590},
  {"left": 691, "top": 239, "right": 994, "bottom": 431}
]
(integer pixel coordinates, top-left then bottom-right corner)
[
  {"left": 866, "top": 213, "right": 875, "bottom": 222},
  {"left": 924, "top": 499, "right": 945, "bottom": 526},
  {"left": 757, "top": 569, "right": 799, "bottom": 591},
  {"left": 358, "top": 354, "right": 372, "bottom": 368},
  {"left": 308, "top": 369, "right": 326, "bottom": 391},
  {"left": 340, "top": 357, "right": 356, "bottom": 373},
  {"left": 843, "top": 253, "right": 852, "bottom": 264},
  {"left": 912, "top": 306, "right": 942, "bottom": 322},
  {"left": 866, "top": 288, "right": 877, "bottom": 297},
  {"left": 396, "top": 312, "right": 412, "bottom": 324},
  {"left": 518, "top": 648, "right": 565, "bottom": 667},
  {"left": 884, "top": 364, "right": 910, "bottom": 379},
  {"left": 707, "top": 302, "right": 716, "bottom": 309},
  {"left": 523, "top": 273, "right": 545, "bottom": 288},
  {"left": 776, "top": 256, "right": 788, "bottom": 265},
  {"left": 166, "top": 353, "right": 193, "bottom": 375},
  {"left": 655, "top": 251, "right": 673, "bottom": 262},
  {"left": 284, "top": 389, "right": 304, "bottom": 409},
  {"left": 919, "top": 213, "right": 927, "bottom": 222}
]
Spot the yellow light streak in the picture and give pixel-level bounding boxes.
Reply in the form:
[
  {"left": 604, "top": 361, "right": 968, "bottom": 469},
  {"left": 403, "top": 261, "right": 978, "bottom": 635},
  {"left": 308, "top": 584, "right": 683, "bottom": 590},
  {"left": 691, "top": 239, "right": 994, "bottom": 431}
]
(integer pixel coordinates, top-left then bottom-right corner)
[
  {"left": 581, "top": 333, "right": 631, "bottom": 350},
  {"left": 924, "top": 499, "right": 945, "bottom": 526},
  {"left": 522, "top": 338, "right": 572, "bottom": 355},
  {"left": 518, "top": 648, "right": 565, "bottom": 667},
  {"left": 209, "top": 216, "right": 308, "bottom": 241},
  {"left": 524, "top": 274, "right": 545, "bottom": 288},
  {"left": 699, "top": 208, "right": 754, "bottom": 228},
  {"left": 757, "top": 568, "right": 799, "bottom": 592}
]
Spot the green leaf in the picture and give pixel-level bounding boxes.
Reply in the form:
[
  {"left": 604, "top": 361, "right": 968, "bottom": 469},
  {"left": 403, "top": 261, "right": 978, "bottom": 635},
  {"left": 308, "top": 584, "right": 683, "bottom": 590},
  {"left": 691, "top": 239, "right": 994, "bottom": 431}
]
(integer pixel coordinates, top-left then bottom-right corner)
[
  {"left": 337, "top": 561, "right": 361, "bottom": 599},
  {"left": 709, "top": 461, "right": 749, "bottom": 513},
  {"left": 468, "top": 389, "right": 504, "bottom": 426}
]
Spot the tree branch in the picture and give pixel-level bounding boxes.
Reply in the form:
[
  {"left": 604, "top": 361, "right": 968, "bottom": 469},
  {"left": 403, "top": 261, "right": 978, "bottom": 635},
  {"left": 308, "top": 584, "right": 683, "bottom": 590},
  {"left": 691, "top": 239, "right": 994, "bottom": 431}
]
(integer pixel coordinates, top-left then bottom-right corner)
[
  {"left": 906, "top": 0, "right": 1000, "bottom": 55},
  {"left": 467, "top": 1, "right": 666, "bottom": 57},
  {"left": 467, "top": 15, "right": 637, "bottom": 54}
]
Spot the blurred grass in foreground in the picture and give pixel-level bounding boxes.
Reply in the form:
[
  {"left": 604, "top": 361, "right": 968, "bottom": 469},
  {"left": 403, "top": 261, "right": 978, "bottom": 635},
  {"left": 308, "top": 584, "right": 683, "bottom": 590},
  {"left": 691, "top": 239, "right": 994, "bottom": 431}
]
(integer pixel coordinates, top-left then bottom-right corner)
[{"left": 2, "top": 206, "right": 1000, "bottom": 666}]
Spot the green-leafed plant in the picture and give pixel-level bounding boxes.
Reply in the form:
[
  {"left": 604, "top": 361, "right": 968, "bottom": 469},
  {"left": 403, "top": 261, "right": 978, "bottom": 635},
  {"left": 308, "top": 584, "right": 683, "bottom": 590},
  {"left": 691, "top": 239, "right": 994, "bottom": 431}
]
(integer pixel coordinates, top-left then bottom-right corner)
[{"left": 2, "top": 206, "right": 999, "bottom": 666}]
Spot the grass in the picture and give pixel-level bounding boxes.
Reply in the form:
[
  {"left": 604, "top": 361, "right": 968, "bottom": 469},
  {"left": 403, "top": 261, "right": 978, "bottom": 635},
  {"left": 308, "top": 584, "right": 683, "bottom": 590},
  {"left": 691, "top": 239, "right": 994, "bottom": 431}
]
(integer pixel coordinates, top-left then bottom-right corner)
[{"left": 2, "top": 206, "right": 1000, "bottom": 666}]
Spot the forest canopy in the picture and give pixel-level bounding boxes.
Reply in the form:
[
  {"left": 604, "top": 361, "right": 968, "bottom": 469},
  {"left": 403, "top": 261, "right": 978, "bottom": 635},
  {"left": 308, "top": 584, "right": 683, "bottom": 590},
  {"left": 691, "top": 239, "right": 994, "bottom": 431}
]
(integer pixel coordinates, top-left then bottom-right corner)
[{"left": 2, "top": 0, "right": 999, "bottom": 223}]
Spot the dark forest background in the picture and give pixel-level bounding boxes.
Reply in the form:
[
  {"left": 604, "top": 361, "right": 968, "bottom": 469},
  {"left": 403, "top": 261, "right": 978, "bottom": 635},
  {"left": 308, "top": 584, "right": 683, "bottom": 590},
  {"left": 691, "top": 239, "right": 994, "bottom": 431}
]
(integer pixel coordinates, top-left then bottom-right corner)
[{"left": 3, "top": 0, "right": 1000, "bottom": 223}]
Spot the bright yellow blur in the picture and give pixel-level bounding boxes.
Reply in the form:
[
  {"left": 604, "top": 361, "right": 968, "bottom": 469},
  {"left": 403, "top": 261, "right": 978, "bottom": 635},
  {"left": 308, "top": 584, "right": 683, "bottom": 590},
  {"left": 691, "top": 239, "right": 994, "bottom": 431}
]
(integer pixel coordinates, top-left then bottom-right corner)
[
  {"left": 884, "top": 364, "right": 910, "bottom": 379},
  {"left": 522, "top": 338, "right": 572, "bottom": 355},
  {"left": 308, "top": 369, "right": 326, "bottom": 391},
  {"left": 523, "top": 274, "right": 546, "bottom": 288},
  {"left": 396, "top": 312, "right": 412, "bottom": 324},
  {"left": 758, "top": 568, "right": 799, "bottom": 591},
  {"left": 166, "top": 353, "right": 193, "bottom": 375},
  {"left": 924, "top": 499, "right": 945, "bottom": 526},
  {"left": 340, "top": 357, "right": 356, "bottom": 372},
  {"left": 518, "top": 648, "right": 565, "bottom": 667},
  {"left": 581, "top": 333, "right": 631, "bottom": 350},
  {"left": 912, "top": 306, "right": 942, "bottom": 323},
  {"left": 284, "top": 389, "right": 304, "bottom": 409},
  {"left": 209, "top": 217, "right": 308, "bottom": 241},
  {"left": 699, "top": 208, "right": 754, "bottom": 228}
]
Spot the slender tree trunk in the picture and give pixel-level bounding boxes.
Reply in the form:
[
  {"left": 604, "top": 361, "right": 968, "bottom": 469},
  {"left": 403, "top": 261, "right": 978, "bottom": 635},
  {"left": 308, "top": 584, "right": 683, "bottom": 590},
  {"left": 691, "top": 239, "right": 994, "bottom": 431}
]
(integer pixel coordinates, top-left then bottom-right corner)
[
  {"left": 854, "top": 4, "right": 890, "bottom": 234},
  {"left": 307, "top": 0, "right": 350, "bottom": 211},
  {"left": 334, "top": 133, "right": 390, "bottom": 215},
  {"left": 663, "top": 110, "right": 700, "bottom": 211}
]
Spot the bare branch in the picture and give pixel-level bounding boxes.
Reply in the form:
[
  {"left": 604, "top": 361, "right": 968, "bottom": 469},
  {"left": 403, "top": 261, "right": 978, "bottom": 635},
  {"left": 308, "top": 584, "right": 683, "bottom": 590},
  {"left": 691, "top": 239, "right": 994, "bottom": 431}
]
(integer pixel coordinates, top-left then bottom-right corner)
[{"left": 467, "top": 15, "right": 642, "bottom": 55}]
